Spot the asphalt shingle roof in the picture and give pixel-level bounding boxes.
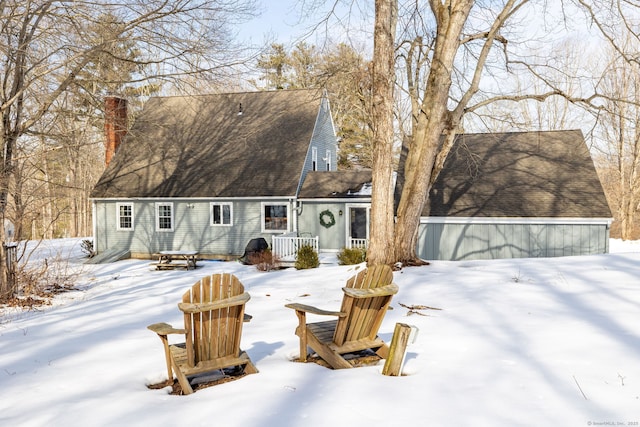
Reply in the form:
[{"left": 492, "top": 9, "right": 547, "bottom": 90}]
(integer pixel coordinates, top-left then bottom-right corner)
[
  {"left": 298, "top": 170, "right": 373, "bottom": 198},
  {"left": 91, "top": 89, "right": 323, "bottom": 199},
  {"left": 414, "top": 130, "right": 612, "bottom": 218}
]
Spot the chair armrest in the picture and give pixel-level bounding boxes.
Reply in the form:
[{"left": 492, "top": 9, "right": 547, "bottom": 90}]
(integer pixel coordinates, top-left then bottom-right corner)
[
  {"left": 178, "top": 292, "right": 250, "bottom": 314},
  {"left": 285, "top": 303, "right": 347, "bottom": 317},
  {"left": 342, "top": 283, "right": 399, "bottom": 298},
  {"left": 147, "top": 322, "right": 186, "bottom": 335}
]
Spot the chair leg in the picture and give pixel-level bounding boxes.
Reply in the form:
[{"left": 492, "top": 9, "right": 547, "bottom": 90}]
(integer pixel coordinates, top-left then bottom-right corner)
[
  {"left": 243, "top": 360, "right": 259, "bottom": 375},
  {"left": 293, "top": 311, "right": 308, "bottom": 362},
  {"left": 239, "top": 351, "right": 259, "bottom": 374},
  {"left": 298, "top": 331, "right": 308, "bottom": 362},
  {"left": 156, "top": 334, "right": 174, "bottom": 382},
  {"left": 375, "top": 343, "right": 390, "bottom": 359},
  {"left": 171, "top": 359, "right": 194, "bottom": 395},
  {"left": 307, "top": 333, "right": 352, "bottom": 369}
]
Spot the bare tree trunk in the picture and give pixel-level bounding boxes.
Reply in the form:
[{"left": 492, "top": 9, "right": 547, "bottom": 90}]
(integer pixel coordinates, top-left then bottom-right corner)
[
  {"left": 41, "top": 157, "right": 53, "bottom": 240},
  {"left": 393, "top": 0, "right": 524, "bottom": 264},
  {"left": 394, "top": 1, "right": 474, "bottom": 264},
  {"left": 367, "top": 0, "right": 398, "bottom": 266}
]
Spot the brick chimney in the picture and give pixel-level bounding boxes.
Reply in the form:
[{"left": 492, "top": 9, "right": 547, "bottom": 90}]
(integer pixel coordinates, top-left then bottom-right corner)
[{"left": 104, "top": 96, "right": 128, "bottom": 166}]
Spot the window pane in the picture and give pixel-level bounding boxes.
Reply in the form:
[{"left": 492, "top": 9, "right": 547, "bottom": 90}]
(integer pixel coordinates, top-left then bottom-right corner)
[
  {"left": 222, "top": 205, "right": 231, "bottom": 224},
  {"left": 264, "top": 205, "right": 287, "bottom": 230},
  {"left": 118, "top": 205, "right": 132, "bottom": 229},
  {"left": 212, "top": 204, "right": 231, "bottom": 225},
  {"left": 119, "top": 216, "right": 131, "bottom": 229},
  {"left": 158, "top": 205, "right": 172, "bottom": 230},
  {"left": 350, "top": 207, "right": 367, "bottom": 238},
  {"left": 312, "top": 147, "right": 317, "bottom": 171},
  {"left": 212, "top": 205, "right": 221, "bottom": 224}
]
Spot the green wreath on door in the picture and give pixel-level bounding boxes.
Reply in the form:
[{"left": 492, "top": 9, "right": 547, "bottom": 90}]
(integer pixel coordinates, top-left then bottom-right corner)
[{"left": 319, "top": 209, "right": 336, "bottom": 228}]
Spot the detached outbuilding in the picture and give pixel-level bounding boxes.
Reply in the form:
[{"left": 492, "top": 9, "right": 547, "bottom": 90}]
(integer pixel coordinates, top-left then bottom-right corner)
[{"left": 403, "top": 130, "right": 613, "bottom": 260}]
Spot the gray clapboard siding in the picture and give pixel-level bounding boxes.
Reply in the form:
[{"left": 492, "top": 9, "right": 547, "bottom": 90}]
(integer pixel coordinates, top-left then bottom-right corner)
[
  {"left": 94, "top": 199, "right": 292, "bottom": 257},
  {"left": 417, "top": 221, "right": 610, "bottom": 261},
  {"left": 296, "top": 202, "right": 347, "bottom": 251}
]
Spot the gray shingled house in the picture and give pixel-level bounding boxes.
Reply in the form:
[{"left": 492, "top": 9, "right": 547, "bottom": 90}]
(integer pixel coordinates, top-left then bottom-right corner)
[
  {"left": 91, "top": 88, "right": 611, "bottom": 261},
  {"left": 399, "top": 130, "right": 613, "bottom": 260},
  {"left": 91, "top": 89, "right": 344, "bottom": 259}
]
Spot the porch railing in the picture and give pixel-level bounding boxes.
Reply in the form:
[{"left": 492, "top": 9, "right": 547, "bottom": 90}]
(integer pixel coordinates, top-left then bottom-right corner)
[
  {"left": 272, "top": 233, "right": 319, "bottom": 260},
  {"left": 348, "top": 238, "right": 369, "bottom": 249}
]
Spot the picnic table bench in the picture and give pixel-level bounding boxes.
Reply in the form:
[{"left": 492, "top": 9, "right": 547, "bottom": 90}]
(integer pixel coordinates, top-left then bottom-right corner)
[{"left": 151, "top": 251, "right": 199, "bottom": 270}]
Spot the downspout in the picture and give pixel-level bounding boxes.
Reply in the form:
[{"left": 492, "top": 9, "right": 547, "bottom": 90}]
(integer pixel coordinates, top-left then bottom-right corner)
[
  {"left": 290, "top": 197, "right": 298, "bottom": 234},
  {"left": 91, "top": 200, "right": 97, "bottom": 253}
]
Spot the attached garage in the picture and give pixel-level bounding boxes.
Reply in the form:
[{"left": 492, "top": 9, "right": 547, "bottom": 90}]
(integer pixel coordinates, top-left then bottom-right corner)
[{"left": 406, "top": 130, "right": 612, "bottom": 261}]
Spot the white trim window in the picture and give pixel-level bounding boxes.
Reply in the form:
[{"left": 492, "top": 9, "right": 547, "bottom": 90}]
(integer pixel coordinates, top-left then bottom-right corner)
[
  {"left": 155, "top": 202, "right": 174, "bottom": 232},
  {"left": 262, "top": 203, "right": 289, "bottom": 232},
  {"left": 116, "top": 203, "right": 134, "bottom": 230},
  {"left": 211, "top": 202, "right": 233, "bottom": 226},
  {"left": 312, "top": 146, "right": 318, "bottom": 171},
  {"left": 325, "top": 149, "right": 332, "bottom": 171}
]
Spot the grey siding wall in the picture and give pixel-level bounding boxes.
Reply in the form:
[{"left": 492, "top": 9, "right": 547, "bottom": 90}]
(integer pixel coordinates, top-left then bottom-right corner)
[
  {"left": 298, "top": 98, "right": 338, "bottom": 193},
  {"left": 297, "top": 202, "right": 348, "bottom": 250},
  {"left": 94, "top": 199, "right": 294, "bottom": 258},
  {"left": 416, "top": 221, "right": 610, "bottom": 261}
]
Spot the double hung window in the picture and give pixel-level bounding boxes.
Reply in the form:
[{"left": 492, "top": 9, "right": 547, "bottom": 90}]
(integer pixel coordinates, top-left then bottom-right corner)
[{"left": 116, "top": 203, "right": 134, "bottom": 230}]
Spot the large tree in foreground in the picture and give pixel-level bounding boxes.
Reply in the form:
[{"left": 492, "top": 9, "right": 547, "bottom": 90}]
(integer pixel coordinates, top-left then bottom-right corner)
[
  {"left": 391, "top": 0, "right": 529, "bottom": 265},
  {"left": 367, "top": 0, "right": 398, "bottom": 265},
  {"left": 368, "top": 0, "right": 573, "bottom": 265},
  {"left": 363, "top": 0, "right": 640, "bottom": 265}
]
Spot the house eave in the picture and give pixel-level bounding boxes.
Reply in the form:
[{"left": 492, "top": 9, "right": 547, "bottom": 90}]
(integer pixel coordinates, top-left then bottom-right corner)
[
  {"left": 297, "top": 197, "right": 372, "bottom": 203},
  {"left": 89, "top": 195, "right": 298, "bottom": 202},
  {"left": 420, "top": 216, "right": 613, "bottom": 225}
]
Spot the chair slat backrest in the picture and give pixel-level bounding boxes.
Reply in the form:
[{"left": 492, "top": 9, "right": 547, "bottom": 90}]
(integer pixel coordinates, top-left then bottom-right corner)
[
  {"left": 333, "top": 265, "right": 394, "bottom": 346},
  {"left": 181, "top": 273, "right": 248, "bottom": 366}
]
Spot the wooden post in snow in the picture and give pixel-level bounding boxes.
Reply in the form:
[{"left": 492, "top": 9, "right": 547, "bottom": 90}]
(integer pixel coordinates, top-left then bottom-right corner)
[{"left": 382, "top": 323, "right": 415, "bottom": 376}]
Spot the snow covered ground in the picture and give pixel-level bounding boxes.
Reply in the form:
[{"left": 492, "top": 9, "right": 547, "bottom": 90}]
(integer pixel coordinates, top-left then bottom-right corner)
[{"left": 0, "top": 238, "right": 639, "bottom": 426}]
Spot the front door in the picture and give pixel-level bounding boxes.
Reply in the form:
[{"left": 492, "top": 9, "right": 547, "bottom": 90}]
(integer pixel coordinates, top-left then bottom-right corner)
[{"left": 347, "top": 204, "right": 369, "bottom": 248}]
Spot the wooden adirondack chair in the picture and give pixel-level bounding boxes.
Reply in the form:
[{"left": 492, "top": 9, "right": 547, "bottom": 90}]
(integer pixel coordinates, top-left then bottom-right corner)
[
  {"left": 148, "top": 273, "right": 258, "bottom": 394},
  {"left": 285, "top": 264, "right": 398, "bottom": 369}
]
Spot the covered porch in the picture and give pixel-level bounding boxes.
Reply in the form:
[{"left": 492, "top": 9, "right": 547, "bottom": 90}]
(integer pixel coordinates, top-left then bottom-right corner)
[{"left": 271, "top": 232, "right": 368, "bottom": 261}]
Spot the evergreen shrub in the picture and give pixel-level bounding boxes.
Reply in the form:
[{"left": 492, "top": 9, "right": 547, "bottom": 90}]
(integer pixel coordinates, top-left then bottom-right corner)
[
  {"left": 337, "top": 247, "right": 366, "bottom": 265},
  {"left": 295, "top": 244, "right": 319, "bottom": 269}
]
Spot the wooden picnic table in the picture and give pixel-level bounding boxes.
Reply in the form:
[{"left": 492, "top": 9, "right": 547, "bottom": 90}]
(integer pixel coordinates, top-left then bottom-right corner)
[{"left": 152, "top": 250, "right": 199, "bottom": 270}]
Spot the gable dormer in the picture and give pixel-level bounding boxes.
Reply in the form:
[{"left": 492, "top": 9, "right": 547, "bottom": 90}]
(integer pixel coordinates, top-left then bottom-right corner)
[{"left": 297, "top": 92, "right": 339, "bottom": 196}]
